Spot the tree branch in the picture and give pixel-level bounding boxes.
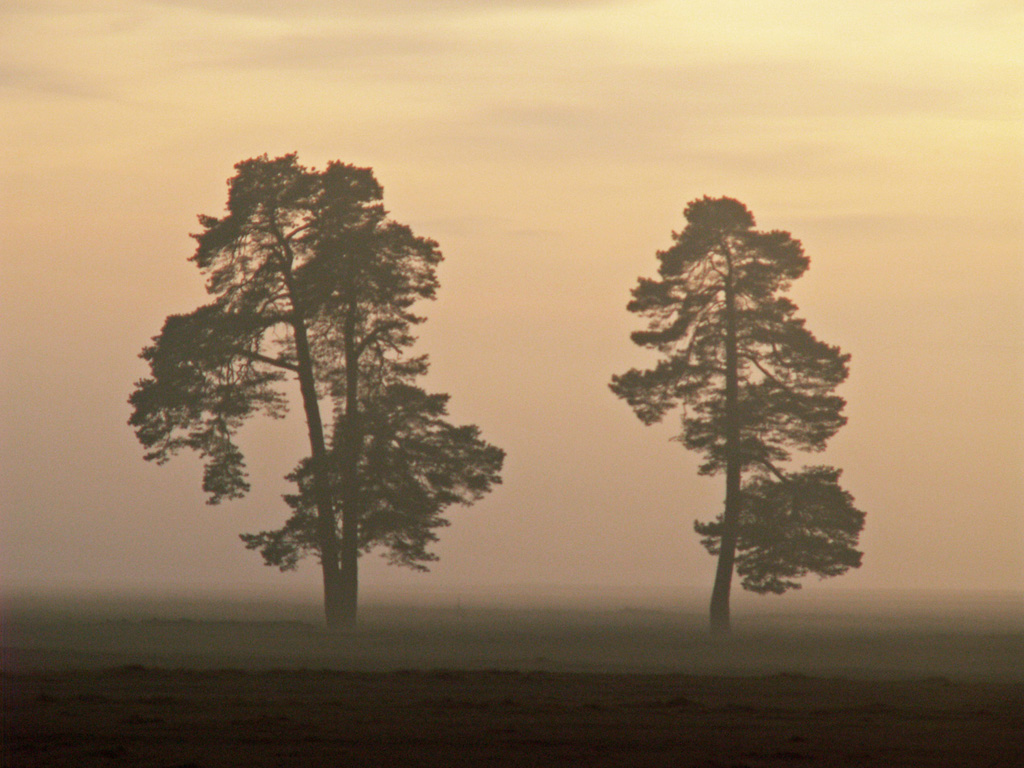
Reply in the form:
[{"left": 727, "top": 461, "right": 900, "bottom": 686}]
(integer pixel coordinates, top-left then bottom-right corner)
[
  {"left": 743, "top": 353, "right": 802, "bottom": 399},
  {"left": 241, "top": 350, "right": 300, "bottom": 372},
  {"left": 285, "top": 222, "right": 313, "bottom": 242},
  {"left": 755, "top": 456, "right": 790, "bottom": 483}
]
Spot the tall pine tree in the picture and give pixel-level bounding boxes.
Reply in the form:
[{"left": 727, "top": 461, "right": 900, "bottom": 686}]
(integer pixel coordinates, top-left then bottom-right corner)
[
  {"left": 611, "top": 197, "right": 864, "bottom": 634},
  {"left": 130, "top": 154, "right": 502, "bottom": 628}
]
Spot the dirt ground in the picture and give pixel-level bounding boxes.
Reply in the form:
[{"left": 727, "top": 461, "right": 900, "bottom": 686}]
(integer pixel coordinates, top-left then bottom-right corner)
[{"left": 5, "top": 666, "right": 1022, "bottom": 768}]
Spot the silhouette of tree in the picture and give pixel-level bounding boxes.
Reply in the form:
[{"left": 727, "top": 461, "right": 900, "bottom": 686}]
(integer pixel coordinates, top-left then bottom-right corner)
[
  {"left": 611, "top": 197, "right": 863, "bottom": 635},
  {"left": 129, "top": 154, "right": 503, "bottom": 628}
]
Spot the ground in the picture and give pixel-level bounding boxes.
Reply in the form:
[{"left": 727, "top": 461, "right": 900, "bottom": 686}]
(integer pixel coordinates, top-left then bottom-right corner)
[{"left": 3, "top": 598, "right": 1022, "bottom": 767}]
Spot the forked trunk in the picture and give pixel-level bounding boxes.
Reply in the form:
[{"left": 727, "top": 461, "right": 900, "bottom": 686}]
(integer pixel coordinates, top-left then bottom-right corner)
[
  {"left": 336, "top": 310, "right": 363, "bottom": 627},
  {"left": 338, "top": 503, "right": 359, "bottom": 626}
]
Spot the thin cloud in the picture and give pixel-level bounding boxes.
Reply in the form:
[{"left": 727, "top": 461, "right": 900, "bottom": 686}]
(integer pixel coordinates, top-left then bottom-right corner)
[
  {"left": 0, "top": 63, "right": 116, "bottom": 100},
  {"left": 392, "top": 54, "right": 1000, "bottom": 170},
  {"left": 197, "top": 30, "right": 476, "bottom": 72},
  {"left": 630, "top": 60, "right": 1017, "bottom": 121},
  {"left": 148, "top": 0, "right": 621, "bottom": 18}
]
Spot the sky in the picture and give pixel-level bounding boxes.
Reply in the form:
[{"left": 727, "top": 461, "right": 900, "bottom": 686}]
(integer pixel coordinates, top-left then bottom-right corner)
[{"left": 1, "top": 0, "right": 1022, "bottom": 608}]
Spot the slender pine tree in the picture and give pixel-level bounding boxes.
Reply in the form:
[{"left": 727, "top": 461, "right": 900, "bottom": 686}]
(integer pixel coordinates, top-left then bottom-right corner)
[{"left": 611, "top": 197, "right": 864, "bottom": 634}]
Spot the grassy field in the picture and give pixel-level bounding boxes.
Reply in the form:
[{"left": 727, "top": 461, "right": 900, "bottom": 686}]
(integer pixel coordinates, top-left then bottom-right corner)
[{"left": 3, "top": 591, "right": 1022, "bottom": 766}]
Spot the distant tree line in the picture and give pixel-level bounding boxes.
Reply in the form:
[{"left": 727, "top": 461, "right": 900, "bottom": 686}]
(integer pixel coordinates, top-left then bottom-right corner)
[{"left": 130, "top": 155, "right": 863, "bottom": 634}]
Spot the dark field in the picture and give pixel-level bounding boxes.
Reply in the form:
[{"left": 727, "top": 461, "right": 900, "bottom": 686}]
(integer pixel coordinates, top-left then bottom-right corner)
[{"left": 3, "top": 593, "right": 1022, "bottom": 767}]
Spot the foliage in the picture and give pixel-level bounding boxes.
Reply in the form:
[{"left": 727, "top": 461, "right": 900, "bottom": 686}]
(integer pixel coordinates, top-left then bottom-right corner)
[
  {"left": 241, "top": 362, "right": 504, "bottom": 572},
  {"left": 130, "top": 155, "right": 393, "bottom": 502},
  {"left": 694, "top": 467, "right": 865, "bottom": 594}
]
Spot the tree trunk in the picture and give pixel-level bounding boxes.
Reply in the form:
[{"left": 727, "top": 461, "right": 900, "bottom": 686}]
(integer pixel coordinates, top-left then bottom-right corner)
[
  {"left": 290, "top": 316, "right": 346, "bottom": 631},
  {"left": 273, "top": 232, "right": 347, "bottom": 631},
  {"left": 339, "top": 485, "right": 359, "bottom": 626},
  {"left": 710, "top": 255, "right": 742, "bottom": 637},
  {"left": 710, "top": 452, "right": 741, "bottom": 635},
  {"left": 337, "top": 311, "right": 363, "bottom": 627}
]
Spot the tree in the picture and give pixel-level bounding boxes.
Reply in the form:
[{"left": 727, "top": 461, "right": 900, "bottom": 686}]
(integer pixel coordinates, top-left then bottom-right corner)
[
  {"left": 129, "top": 154, "right": 503, "bottom": 629},
  {"left": 610, "top": 197, "right": 864, "bottom": 635}
]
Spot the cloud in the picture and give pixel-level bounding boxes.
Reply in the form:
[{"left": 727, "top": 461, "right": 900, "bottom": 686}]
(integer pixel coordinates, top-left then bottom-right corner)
[
  {"left": 147, "top": 0, "right": 621, "bottom": 20},
  {"left": 0, "top": 63, "right": 115, "bottom": 100},
  {"left": 375, "top": 52, "right": 1005, "bottom": 172},
  {"left": 630, "top": 59, "right": 1015, "bottom": 121},
  {"left": 197, "top": 29, "right": 477, "bottom": 73}
]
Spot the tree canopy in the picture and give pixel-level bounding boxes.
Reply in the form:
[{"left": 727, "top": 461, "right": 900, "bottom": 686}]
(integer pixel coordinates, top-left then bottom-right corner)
[{"left": 130, "top": 154, "right": 503, "bottom": 627}]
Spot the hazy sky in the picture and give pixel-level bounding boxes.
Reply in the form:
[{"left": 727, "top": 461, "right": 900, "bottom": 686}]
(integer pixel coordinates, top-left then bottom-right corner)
[{"left": 2, "top": 0, "right": 1021, "bottom": 605}]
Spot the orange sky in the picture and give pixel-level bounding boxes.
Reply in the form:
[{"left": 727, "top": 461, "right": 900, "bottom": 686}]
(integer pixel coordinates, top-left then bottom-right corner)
[{"left": 2, "top": 0, "right": 1021, "bottom": 604}]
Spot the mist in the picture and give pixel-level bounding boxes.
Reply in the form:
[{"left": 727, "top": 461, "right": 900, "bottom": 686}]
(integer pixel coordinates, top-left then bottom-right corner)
[{"left": 3, "top": 2, "right": 1022, "bottom": 765}]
